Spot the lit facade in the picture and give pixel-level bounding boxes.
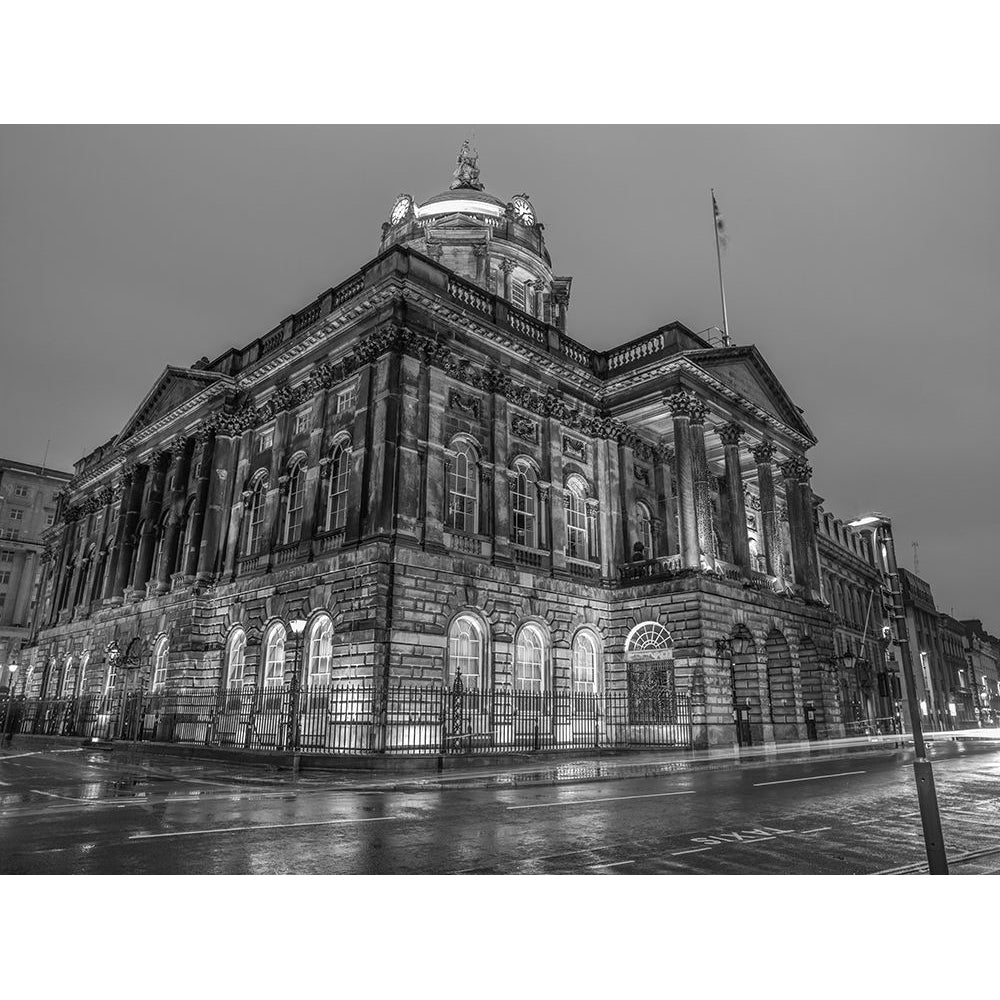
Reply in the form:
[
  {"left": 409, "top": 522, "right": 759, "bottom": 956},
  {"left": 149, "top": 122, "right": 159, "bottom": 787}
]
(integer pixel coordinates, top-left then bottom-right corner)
[{"left": 26, "top": 146, "right": 851, "bottom": 749}]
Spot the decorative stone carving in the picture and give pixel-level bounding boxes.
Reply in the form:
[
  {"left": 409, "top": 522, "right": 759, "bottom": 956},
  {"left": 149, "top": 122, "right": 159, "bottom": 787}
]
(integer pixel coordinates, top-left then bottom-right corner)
[
  {"left": 449, "top": 390, "right": 481, "bottom": 419},
  {"left": 751, "top": 441, "right": 777, "bottom": 464},
  {"left": 510, "top": 414, "right": 537, "bottom": 443},
  {"left": 779, "top": 456, "right": 813, "bottom": 483},
  {"left": 563, "top": 436, "right": 587, "bottom": 460},
  {"left": 499, "top": 258, "right": 516, "bottom": 275},
  {"left": 666, "top": 390, "right": 708, "bottom": 421},
  {"left": 633, "top": 464, "right": 650, "bottom": 486},
  {"left": 718, "top": 421, "right": 744, "bottom": 446}
]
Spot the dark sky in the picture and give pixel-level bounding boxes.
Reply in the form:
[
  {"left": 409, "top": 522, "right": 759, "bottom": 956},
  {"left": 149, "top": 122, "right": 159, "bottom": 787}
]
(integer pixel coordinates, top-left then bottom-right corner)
[{"left": 1, "top": 125, "right": 997, "bottom": 630}]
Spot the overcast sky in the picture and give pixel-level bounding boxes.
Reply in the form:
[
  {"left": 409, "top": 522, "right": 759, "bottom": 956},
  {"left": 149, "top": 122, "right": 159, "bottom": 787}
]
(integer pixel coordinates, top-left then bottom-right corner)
[{"left": 1, "top": 125, "right": 997, "bottom": 631}]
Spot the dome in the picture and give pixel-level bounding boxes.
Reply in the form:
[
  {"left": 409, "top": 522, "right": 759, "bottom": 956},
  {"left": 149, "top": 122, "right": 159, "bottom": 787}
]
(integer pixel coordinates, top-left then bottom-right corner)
[{"left": 417, "top": 188, "right": 507, "bottom": 220}]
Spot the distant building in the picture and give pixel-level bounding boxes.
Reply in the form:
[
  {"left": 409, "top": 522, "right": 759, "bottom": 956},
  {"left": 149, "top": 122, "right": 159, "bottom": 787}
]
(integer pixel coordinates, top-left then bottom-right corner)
[
  {"left": 0, "top": 459, "right": 72, "bottom": 689},
  {"left": 939, "top": 614, "right": 977, "bottom": 725},
  {"left": 816, "top": 507, "right": 896, "bottom": 730},
  {"left": 898, "top": 568, "right": 951, "bottom": 731},
  {"left": 961, "top": 620, "right": 1000, "bottom": 726}
]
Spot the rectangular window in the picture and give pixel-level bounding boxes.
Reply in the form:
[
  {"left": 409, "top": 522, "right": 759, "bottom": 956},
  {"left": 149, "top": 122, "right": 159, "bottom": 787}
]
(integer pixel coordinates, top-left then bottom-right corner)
[
  {"left": 0, "top": 529, "right": 17, "bottom": 540},
  {"left": 14, "top": 485, "right": 29, "bottom": 498},
  {"left": 45, "top": 512, "right": 54, "bottom": 526},
  {"left": 9, "top": 510, "right": 23, "bottom": 521},
  {"left": 0, "top": 571, "right": 9, "bottom": 585},
  {"left": 0, "top": 550, "right": 12, "bottom": 563},
  {"left": 257, "top": 427, "right": 274, "bottom": 452},
  {"left": 511, "top": 280, "right": 526, "bottom": 312},
  {"left": 0, "top": 593, "right": 7, "bottom": 605},
  {"left": 293, "top": 411, "right": 310, "bottom": 435},
  {"left": 336, "top": 385, "right": 357, "bottom": 414}
]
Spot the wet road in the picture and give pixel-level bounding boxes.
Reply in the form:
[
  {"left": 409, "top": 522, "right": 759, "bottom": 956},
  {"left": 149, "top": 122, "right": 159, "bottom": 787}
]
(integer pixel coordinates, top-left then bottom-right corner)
[{"left": 2, "top": 740, "right": 999, "bottom": 874}]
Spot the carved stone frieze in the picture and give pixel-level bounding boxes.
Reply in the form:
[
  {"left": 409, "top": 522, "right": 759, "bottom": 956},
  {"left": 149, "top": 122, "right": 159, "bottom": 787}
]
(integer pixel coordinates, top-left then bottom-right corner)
[
  {"left": 718, "top": 421, "right": 744, "bottom": 447},
  {"left": 563, "top": 436, "right": 587, "bottom": 460},
  {"left": 633, "top": 464, "right": 650, "bottom": 486},
  {"left": 449, "top": 389, "right": 481, "bottom": 419},
  {"left": 510, "top": 414, "right": 538, "bottom": 443}
]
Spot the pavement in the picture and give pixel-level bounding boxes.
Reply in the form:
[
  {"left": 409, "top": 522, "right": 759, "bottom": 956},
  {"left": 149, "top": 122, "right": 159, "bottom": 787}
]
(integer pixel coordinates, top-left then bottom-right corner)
[{"left": 2, "top": 733, "right": 999, "bottom": 874}]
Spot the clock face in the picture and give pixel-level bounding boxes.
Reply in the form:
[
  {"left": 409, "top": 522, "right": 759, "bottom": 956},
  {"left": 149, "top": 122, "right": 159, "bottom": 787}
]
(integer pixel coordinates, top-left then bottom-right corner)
[
  {"left": 511, "top": 196, "right": 535, "bottom": 226},
  {"left": 390, "top": 195, "right": 411, "bottom": 224}
]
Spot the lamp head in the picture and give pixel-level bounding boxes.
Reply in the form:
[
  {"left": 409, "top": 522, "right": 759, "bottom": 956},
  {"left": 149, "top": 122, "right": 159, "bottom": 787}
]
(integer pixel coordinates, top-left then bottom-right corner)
[
  {"left": 848, "top": 512, "right": 890, "bottom": 530},
  {"left": 8, "top": 663, "right": 18, "bottom": 673},
  {"left": 289, "top": 619, "right": 307, "bottom": 636}
]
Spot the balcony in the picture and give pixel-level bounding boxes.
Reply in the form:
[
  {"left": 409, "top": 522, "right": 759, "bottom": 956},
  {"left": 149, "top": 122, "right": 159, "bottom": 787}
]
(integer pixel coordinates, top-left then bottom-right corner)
[
  {"left": 237, "top": 551, "right": 270, "bottom": 576},
  {"left": 272, "top": 539, "right": 310, "bottom": 566},
  {"left": 444, "top": 532, "right": 492, "bottom": 559},
  {"left": 619, "top": 554, "right": 683, "bottom": 583},
  {"left": 512, "top": 545, "right": 551, "bottom": 571},
  {"left": 313, "top": 528, "right": 346, "bottom": 556},
  {"left": 566, "top": 558, "right": 601, "bottom": 580}
]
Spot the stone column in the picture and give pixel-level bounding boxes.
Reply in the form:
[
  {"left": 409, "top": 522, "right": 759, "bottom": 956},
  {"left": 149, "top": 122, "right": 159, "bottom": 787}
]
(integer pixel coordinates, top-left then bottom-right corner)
[
  {"left": 617, "top": 440, "right": 638, "bottom": 559},
  {"left": 473, "top": 243, "right": 487, "bottom": 285},
  {"left": 113, "top": 464, "right": 147, "bottom": 599},
  {"left": 779, "top": 456, "right": 812, "bottom": 592},
  {"left": 653, "top": 442, "right": 677, "bottom": 557},
  {"left": 719, "top": 422, "right": 751, "bottom": 573},
  {"left": 197, "top": 430, "right": 238, "bottom": 583},
  {"left": 666, "top": 391, "right": 701, "bottom": 570},
  {"left": 130, "top": 449, "right": 170, "bottom": 594},
  {"left": 548, "top": 420, "right": 566, "bottom": 574},
  {"left": 182, "top": 429, "right": 214, "bottom": 578},
  {"left": 751, "top": 442, "right": 779, "bottom": 576},
  {"left": 11, "top": 550, "right": 33, "bottom": 624},
  {"left": 156, "top": 437, "right": 193, "bottom": 594},
  {"left": 596, "top": 436, "right": 620, "bottom": 575},
  {"left": 688, "top": 401, "right": 716, "bottom": 569},
  {"left": 422, "top": 367, "right": 446, "bottom": 551},
  {"left": 491, "top": 390, "right": 512, "bottom": 566},
  {"left": 394, "top": 353, "right": 423, "bottom": 543},
  {"left": 500, "top": 258, "right": 515, "bottom": 302},
  {"left": 344, "top": 363, "right": 372, "bottom": 545}
]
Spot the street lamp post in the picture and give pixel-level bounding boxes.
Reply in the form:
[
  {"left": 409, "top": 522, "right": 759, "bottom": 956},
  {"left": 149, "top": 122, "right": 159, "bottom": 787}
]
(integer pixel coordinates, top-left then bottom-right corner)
[
  {"left": 286, "top": 619, "right": 308, "bottom": 755},
  {"left": 850, "top": 513, "right": 948, "bottom": 874},
  {"left": 2, "top": 664, "right": 19, "bottom": 746}
]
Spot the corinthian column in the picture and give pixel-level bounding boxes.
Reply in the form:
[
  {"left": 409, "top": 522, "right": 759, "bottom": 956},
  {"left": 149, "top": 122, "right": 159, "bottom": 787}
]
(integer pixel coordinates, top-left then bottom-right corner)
[
  {"left": 499, "top": 258, "right": 515, "bottom": 301},
  {"left": 751, "top": 441, "right": 778, "bottom": 576},
  {"left": 687, "top": 397, "right": 716, "bottom": 568},
  {"left": 779, "top": 456, "right": 819, "bottom": 594},
  {"left": 719, "top": 421, "right": 751, "bottom": 572},
  {"left": 666, "top": 391, "right": 701, "bottom": 569},
  {"left": 156, "top": 436, "right": 192, "bottom": 594}
]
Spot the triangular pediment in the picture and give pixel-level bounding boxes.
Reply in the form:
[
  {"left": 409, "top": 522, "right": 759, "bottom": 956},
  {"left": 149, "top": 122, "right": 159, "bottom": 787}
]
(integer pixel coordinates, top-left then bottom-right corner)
[
  {"left": 116, "top": 366, "right": 228, "bottom": 444},
  {"left": 689, "top": 347, "right": 816, "bottom": 442},
  {"left": 424, "top": 213, "right": 496, "bottom": 231}
]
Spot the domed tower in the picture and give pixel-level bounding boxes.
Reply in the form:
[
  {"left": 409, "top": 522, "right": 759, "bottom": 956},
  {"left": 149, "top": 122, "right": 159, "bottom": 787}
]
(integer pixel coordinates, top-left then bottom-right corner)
[{"left": 379, "top": 140, "right": 573, "bottom": 329}]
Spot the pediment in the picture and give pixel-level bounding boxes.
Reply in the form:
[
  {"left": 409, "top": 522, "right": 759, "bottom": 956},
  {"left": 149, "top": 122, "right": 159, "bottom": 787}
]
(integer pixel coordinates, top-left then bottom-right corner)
[
  {"left": 116, "top": 366, "right": 227, "bottom": 444},
  {"left": 424, "top": 213, "right": 496, "bottom": 231},
  {"left": 691, "top": 347, "right": 816, "bottom": 442}
]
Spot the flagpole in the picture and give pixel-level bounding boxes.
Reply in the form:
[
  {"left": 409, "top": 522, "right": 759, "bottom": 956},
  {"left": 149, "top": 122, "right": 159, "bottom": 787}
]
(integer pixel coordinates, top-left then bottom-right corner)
[{"left": 712, "top": 188, "right": 731, "bottom": 347}]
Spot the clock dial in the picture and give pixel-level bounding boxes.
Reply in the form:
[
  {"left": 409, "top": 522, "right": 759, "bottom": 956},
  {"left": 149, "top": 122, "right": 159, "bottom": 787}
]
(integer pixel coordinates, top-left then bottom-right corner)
[
  {"left": 511, "top": 196, "right": 535, "bottom": 226},
  {"left": 390, "top": 195, "right": 411, "bottom": 224}
]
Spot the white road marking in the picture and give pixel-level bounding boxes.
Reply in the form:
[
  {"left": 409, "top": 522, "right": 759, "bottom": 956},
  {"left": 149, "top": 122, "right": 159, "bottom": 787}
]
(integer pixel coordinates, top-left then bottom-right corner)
[
  {"left": 589, "top": 860, "right": 635, "bottom": 869},
  {"left": 799, "top": 827, "right": 832, "bottom": 834},
  {"left": 129, "top": 814, "right": 404, "bottom": 840},
  {"left": 939, "top": 812, "right": 1000, "bottom": 827},
  {"left": 507, "top": 790, "right": 695, "bottom": 810},
  {"left": 671, "top": 846, "right": 712, "bottom": 856},
  {"left": 753, "top": 770, "right": 866, "bottom": 787}
]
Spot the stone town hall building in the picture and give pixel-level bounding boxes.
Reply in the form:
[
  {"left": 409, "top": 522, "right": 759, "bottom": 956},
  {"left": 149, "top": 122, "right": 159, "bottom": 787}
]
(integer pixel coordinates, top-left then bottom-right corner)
[{"left": 26, "top": 144, "right": 851, "bottom": 750}]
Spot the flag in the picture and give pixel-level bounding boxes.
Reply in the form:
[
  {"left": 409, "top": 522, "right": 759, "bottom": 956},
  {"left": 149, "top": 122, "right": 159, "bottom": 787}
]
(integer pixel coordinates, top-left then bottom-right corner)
[{"left": 712, "top": 190, "right": 728, "bottom": 250}]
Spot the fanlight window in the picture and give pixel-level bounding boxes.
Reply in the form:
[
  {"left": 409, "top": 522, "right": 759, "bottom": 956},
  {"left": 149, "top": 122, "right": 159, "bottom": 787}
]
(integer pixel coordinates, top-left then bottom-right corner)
[
  {"left": 283, "top": 460, "right": 307, "bottom": 544},
  {"left": 572, "top": 632, "right": 600, "bottom": 694},
  {"left": 226, "top": 629, "right": 247, "bottom": 688},
  {"left": 246, "top": 479, "right": 267, "bottom": 554},
  {"left": 151, "top": 636, "right": 169, "bottom": 692},
  {"left": 625, "top": 621, "right": 673, "bottom": 654},
  {"left": 326, "top": 444, "right": 351, "bottom": 531},
  {"left": 306, "top": 616, "right": 334, "bottom": 686},
  {"left": 448, "top": 615, "right": 484, "bottom": 689},
  {"left": 636, "top": 502, "right": 654, "bottom": 559},
  {"left": 263, "top": 624, "right": 286, "bottom": 687},
  {"left": 514, "top": 624, "right": 546, "bottom": 693},
  {"left": 447, "top": 445, "right": 479, "bottom": 534},
  {"left": 511, "top": 460, "right": 538, "bottom": 549}
]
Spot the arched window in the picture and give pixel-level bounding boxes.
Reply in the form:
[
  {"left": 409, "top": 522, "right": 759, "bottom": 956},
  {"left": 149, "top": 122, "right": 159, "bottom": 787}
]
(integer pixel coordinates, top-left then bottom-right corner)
[
  {"left": 511, "top": 460, "right": 538, "bottom": 549},
  {"left": 306, "top": 615, "right": 334, "bottom": 686},
  {"left": 76, "top": 651, "right": 90, "bottom": 697},
  {"left": 104, "top": 656, "right": 118, "bottom": 695},
  {"left": 151, "top": 636, "right": 169, "bottom": 692},
  {"left": 58, "top": 656, "right": 74, "bottom": 697},
  {"left": 178, "top": 497, "right": 197, "bottom": 573},
  {"left": 447, "top": 443, "right": 479, "bottom": 534},
  {"left": 263, "top": 623, "right": 286, "bottom": 688},
  {"left": 448, "top": 615, "right": 484, "bottom": 689},
  {"left": 325, "top": 443, "right": 351, "bottom": 531},
  {"left": 635, "top": 501, "right": 654, "bottom": 560},
  {"left": 282, "top": 460, "right": 307, "bottom": 545},
  {"left": 245, "top": 478, "right": 267, "bottom": 554},
  {"left": 90, "top": 547, "right": 107, "bottom": 603},
  {"left": 572, "top": 631, "right": 601, "bottom": 694},
  {"left": 226, "top": 628, "right": 247, "bottom": 688},
  {"left": 565, "top": 477, "right": 588, "bottom": 559},
  {"left": 625, "top": 621, "right": 673, "bottom": 655},
  {"left": 514, "top": 624, "right": 547, "bottom": 693}
]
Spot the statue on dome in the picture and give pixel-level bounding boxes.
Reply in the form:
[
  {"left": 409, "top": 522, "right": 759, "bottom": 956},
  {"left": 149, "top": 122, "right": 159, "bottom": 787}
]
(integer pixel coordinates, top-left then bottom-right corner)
[{"left": 450, "top": 139, "right": 484, "bottom": 191}]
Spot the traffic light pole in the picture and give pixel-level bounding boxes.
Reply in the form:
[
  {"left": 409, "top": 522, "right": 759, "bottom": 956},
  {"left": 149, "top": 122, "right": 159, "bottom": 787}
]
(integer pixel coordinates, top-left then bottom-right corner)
[{"left": 879, "top": 520, "right": 949, "bottom": 875}]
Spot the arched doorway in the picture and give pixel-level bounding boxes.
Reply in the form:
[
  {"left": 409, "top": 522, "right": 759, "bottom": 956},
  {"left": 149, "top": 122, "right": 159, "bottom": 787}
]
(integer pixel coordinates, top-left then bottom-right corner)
[
  {"left": 624, "top": 622, "right": 679, "bottom": 744},
  {"left": 765, "top": 628, "right": 804, "bottom": 741},
  {"left": 726, "top": 624, "right": 760, "bottom": 747}
]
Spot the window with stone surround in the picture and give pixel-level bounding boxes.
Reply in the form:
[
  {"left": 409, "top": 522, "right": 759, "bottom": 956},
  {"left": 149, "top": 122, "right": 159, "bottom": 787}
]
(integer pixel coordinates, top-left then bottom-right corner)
[
  {"left": 293, "top": 410, "right": 310, "bottom": 436},
  {"left": 0, "top": 571, "right": 9, "bottom": 585},
  {"left": 448, "top": 615, "right": 484, "bottom": 689},
  {"left": 515, "top": 623, "right": 547, "bottom": 693},
  {"left": 511, "top": 459, "right": 539, "bottom": 549},
  {"left": 9, "top": 509, "right": 23, "bottom": 521},
  {"left": 263, "top": 623, "right": 286, "bottom": 687},
  {"left": 226, "top": 628, "right": 247, "bottom": 688},
  {"left": 565, "top": 477, "right": 589, "bottom": 559},
  {"left": 245, "top": 478, "right": 267, "bottom": 554},
  {"left": 14, "top": 485, "right": 29, "bottom": 498},
  {"left": 572, "top": 631, "right": 601, "bottom": 694},
  {"left": 151, "top": 635, "right": 169, "bottom": 692},
  {"left": 336, "top": 384, "right": 357, "bottom": 414},
  {"left": 306, "top": 615, "right": 334, "bottom": 686},
  {"left": 447, "top": 443, "right": 479, "bottom": 534},
  {"left": 104, "top": 657, "right": 118, "bottom": 695},
  {"left": 257, "top": 426, "right": 274, "bottom": 452},
  {"left": 77, "top": 652, "right": 89, "bottom": 696},
  {"left": 511, "top": 279, "right": 526, "bottom": 312},
  {"left": 282, "top": 460, "right": 307, "bottom": 545},
  {"left": 0, "top": 550, "right": 11, "bottom": 562},
  {"left": 325, "top": 443, "right": 351, "bottom": 531},
  {"left": 634, "top": 501, "right": 654, "bottom": 560}
]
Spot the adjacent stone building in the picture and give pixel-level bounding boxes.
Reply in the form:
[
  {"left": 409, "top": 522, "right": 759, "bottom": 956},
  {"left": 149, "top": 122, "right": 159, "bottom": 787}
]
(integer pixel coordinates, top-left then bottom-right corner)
[
  {"left": 26, "top": 145, "right": 848, "bottom": 749},
  {"left": 961, "top": 619, "right": 1000, "bottom": 726},
  {"left": 0, "top": 459, "right": 72, "bottom": 689}
]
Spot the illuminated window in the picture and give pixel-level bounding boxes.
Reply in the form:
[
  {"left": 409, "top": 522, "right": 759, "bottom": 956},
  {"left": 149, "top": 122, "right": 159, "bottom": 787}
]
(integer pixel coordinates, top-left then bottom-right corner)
[
  {"left": 625, "top": 621, "right": 673, "bottom": 654},
  {"left": 245, "top": 479, "right": 267, "bottom": 553},
  {"left": 306, "top": 615, "right": 334, "bottom": 686},
  {"left": 447, "top": 444, "right": 479, "bottom": 534},
  {"left": 257, "top": 427, "right": 274, "bottom": 452},
  {"left": 635, "top": 501, "right": 654, "bottom": 559},
  {"left": 448, "top": 615, "right": 484, "bottom": 689},
  {"left": 325, "top": 443, "right": 351, "bottom": 530},
  {"left": 293, "top": 410, "right": 310, "bottom": 436},
  {"left": 77, "top": 652, "right": 89, "bottom": 696},
  {"left": 572, "top": 632, "right": 600, "bottom": 694},
  {"left": 263, "top": 624, "right": 286, "bottom": 687},
  {"left": 57, "top": 656, "right": 73, "bottom": 697},
  {"left": 515, "top": 624, "right": 546, "bottom": 693},
  {"left": 336, "top": 385, "right": 357, "bottom": 414},
  {"left": 46, "top": 513, "right": 54, "bottom": 526},
  {"left": 282, "top": 460, "right": 307, "bottom": 544},
  {"left": 565, "top": 478, "right": 589, "bottom": 559},
  {"left": 511, "top": 460, "right": 538, "bottom": 549},
  {"left": 105, "top": 658, "right": 118, "bottom": 695},
  {"left": 151, "top": 636, "right": 169, "bottom": 692},
  {"left": 226, "top": 628, "right": 247, "bottom": 688}
]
